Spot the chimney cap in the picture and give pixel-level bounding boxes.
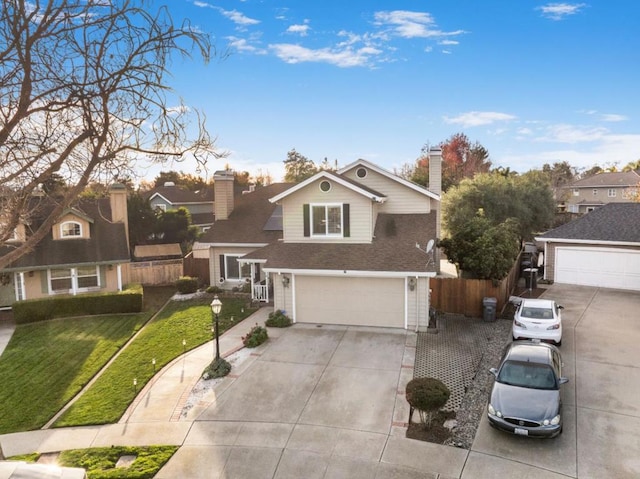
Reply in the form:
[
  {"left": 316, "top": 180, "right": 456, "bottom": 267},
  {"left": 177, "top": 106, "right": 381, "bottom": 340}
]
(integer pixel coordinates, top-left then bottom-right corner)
[{"left": 428, "top": 147, "right": 442, "bottom": 154}]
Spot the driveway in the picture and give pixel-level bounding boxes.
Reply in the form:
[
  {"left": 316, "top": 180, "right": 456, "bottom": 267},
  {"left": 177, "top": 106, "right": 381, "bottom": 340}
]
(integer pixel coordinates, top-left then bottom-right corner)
[
  {"left": 467, "top": 284, "right": 640, "bottom": 478},
  {"left": 157, "top": 324, "right": 469, "bottom": 478}
]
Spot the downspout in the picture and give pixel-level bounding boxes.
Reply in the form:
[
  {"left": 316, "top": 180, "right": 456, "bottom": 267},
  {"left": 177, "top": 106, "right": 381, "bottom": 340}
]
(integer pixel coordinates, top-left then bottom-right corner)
[
  {"left": 415, "top": 276, "right": 420, "bottom": 333},
  {"left": 117, "top": 264, "right": 123, "bottom": 291}
]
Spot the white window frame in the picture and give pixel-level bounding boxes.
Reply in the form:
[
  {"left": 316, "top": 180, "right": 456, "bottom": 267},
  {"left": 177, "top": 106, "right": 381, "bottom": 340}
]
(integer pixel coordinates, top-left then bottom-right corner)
[
  {"left": 572, "top": 189, "right": 579, "bottom": 196},
  {"left": 310, "top": 203, "right": 343, "bottom": 237},
  {"left": 592, "top": 189, "right": 598, "bottom": 196},
  {"left": 224, "top": 254, "right": 251, "bottom": 281},
  {"left": 60, "top": 221, "right": 82, "bottom": 238},
  {"left": 568, "top": 204, "right": 579, "bottom": 213},
  {"left": 608, "top": 188, "right": 616, "bottom": 197},
  {"left": 14, "top": 272, "right": 25, "bottom": 301},
  {"left": 49, "top": 266, "right": 100, "bottom": 294}
]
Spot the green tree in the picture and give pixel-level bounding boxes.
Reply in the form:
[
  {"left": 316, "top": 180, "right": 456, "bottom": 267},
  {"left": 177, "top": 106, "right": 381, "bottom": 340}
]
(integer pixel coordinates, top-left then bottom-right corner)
[
  {"left": 154, "top": 208, "right": 198, "bottom": 252},
  {"left": 541, "top": 161, "right": 578, "bottom": 188},
  {"left": 284, "top": 149, "right": 318, "bottom": 182},
  {"left": 622, "top": 160, "right": 640, "bottom": 172},
  {"left": 443, "top": 172, "right": 554, "bottom": 241},
  {"left": 0, "top": 0, "right": 218, "bottom": 268},
  {"left": 127, "top": 192, "right": 158, "bottom": 249},
  {"left": 154, "top": 172, "right": 209, "bottom": 191},
  {"left": 439, "top": 216, "right": 520, "bottom": 280}
]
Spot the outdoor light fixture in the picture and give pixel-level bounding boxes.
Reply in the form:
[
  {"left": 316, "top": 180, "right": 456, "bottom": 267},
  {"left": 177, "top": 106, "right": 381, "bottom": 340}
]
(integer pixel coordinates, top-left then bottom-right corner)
[
  {"left": 408, "top": 278, "right": 417, "bottom": 291},
  {"left": 211, "top": 295, "right": 223, "bottom": 361},
  {"left": 152, "top": 358, "right": 156, "bottom": 371},
  {"left": 282, "top": 276, "right": 290, "bottom": 287},
  {"left": 133, "top": 378, "right": 137, "bottom": 392}
]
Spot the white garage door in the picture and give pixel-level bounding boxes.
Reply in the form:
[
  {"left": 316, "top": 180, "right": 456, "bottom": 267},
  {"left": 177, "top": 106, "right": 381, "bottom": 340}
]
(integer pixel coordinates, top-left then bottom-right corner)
[
  {"left": 295, "top": 276, "right": 405, "bottom": 328},
  {"left": 555, "top": 247, "right": 640, "bottom": 291}
]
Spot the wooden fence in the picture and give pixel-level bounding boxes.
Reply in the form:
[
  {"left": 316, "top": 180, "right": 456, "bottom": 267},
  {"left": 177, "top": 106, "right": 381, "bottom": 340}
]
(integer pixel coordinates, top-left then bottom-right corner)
[
  {"left": 182, "top": 252, "right": 210, "bottom": 285},
  {"left": 122, "top": 259, "right": 183, "bottom": 286},
  {"left": 430, "top": 252, "right": 522, "bottom": 318}
]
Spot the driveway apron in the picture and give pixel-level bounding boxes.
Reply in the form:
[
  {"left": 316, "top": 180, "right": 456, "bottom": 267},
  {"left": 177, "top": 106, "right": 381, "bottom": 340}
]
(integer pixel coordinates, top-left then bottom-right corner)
[{"left": 468, "top": 284, "right": 640, "bottom": 479}]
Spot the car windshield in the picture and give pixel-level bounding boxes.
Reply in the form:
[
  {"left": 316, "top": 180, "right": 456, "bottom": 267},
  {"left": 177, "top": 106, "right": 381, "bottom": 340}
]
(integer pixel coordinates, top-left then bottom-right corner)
[
  {"left": 520, "top": 306, "right": 554, "bottom": 320},
  {"left": 497, "top": 360, "right": 557, "bottom": 390}
]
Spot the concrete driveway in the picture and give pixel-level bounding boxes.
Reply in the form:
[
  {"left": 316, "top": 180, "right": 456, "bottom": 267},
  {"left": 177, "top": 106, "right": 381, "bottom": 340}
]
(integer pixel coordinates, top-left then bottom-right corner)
[
  {"left": 157, "top": 324, "right": 469, "bottom": 478},
  {"left": 467, "top": 284, "right": 640, "bottom": 478}
]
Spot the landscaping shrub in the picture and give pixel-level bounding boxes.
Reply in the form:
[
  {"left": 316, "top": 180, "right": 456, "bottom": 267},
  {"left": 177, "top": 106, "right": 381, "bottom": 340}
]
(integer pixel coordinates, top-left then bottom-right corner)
[
  {"left": 12, "top": 284, "right": 144, "bottom": 324},
  {"left": 175, "top": 276, "right": 198, "bottom": 294},
  {"left": 242, "top": 324, "right": 268, "bottom": 348},
  {"left": 206, "top": 285, "right": 222, "bottom": 294},
  {"left": 203, "top": 357, "right": 231, "bottom": 379},
  {"left": 406, "top": 377, "right": 451, "bottom": 427},
  {"left": 265, "top": 309, "right": 292, "bottom": 328}
]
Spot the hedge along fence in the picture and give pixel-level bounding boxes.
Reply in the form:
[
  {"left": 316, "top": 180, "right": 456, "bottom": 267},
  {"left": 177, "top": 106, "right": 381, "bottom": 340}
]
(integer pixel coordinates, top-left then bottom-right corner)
[{"left": 12, "top": 284, "right": 144, "bottom": 324}]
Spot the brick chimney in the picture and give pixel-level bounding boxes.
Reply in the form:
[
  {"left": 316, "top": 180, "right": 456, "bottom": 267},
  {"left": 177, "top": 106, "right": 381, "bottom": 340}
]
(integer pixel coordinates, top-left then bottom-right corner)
[
  {"left": 214, "top": 170, "right": 235, "bottom": 220},
  {"left": 109, "top": 183, "right": 129, "bottom": 250}
]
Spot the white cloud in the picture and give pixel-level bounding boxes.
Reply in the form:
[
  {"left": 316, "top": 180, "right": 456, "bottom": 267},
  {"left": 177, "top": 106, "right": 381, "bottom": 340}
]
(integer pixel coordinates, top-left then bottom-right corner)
[
  {"left": 227, "top": 36, "right": 266, "bottom": 54},
  {"left": 219, "top": 9, "right": 260, "bottom": 26},
  {"left": 444, "top": 111, "right": 517, "bottom": 127},
  {"left": 286, "top": 23, "right": 310, "bottom": 36},
  {"left": 374, "top": 10, "right": 466, "bottom": 40},
  {"left": 439, "top": 40, "right": 459, "bottom": 46},
  {"left": 600, "top": 113, "right": 628, "bottom": 122},
  {"left": 537, "top": 3, "right": 587, "bottom": 21},
  {"left": 269, "top": 43, "right": 382, "bottom": 68},
  {"left": 538, "top": 123, "right": 608, "bottom": 143}
]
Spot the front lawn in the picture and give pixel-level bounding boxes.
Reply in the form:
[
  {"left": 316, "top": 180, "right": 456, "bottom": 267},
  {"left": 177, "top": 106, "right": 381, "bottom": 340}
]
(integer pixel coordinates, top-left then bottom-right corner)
[
  {"left": 54, "top": 295, "right": 255, "bottom": 427},
  {"left": 0, "top": 287, "right": 175, "bottom": 434}
]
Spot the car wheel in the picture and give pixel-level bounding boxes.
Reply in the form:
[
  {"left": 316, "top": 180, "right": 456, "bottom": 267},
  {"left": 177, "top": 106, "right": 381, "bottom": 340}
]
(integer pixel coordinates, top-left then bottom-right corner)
[{"left": 556, "top": 340, "right": 562, "bottom": 347}]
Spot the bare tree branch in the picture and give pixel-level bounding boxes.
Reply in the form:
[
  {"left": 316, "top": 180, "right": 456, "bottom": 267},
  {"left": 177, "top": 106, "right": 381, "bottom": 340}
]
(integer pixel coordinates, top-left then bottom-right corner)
[{"left": 0, "top": 0, "right": 225, "bottom": 268}]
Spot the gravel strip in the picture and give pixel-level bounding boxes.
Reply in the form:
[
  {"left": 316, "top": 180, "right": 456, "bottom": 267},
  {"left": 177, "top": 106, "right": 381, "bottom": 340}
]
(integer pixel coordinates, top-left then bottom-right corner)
[{"left": 415, "top": 315, "right": 513, "bottom": 449}]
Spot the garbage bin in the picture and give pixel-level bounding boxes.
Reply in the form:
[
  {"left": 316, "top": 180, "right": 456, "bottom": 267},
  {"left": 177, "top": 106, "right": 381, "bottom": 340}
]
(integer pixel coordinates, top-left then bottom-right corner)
[
  {"left": 523, "top": 268, "right": 538, "bottom": 289},
  {"left": 483, "top": 297, "right": 497, "bottom": 322}
]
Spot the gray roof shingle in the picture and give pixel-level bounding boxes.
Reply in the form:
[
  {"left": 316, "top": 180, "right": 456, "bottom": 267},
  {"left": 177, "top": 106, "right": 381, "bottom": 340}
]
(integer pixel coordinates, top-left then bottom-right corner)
[{"left": 538, "top": 202, "right": 640, "bottom": 243}]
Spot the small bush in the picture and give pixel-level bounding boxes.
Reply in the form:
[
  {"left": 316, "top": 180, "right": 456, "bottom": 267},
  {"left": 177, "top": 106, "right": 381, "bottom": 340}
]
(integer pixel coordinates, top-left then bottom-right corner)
[
  {"left": 242, "top": 323, "right": 268, "bottom": 348},
  {"left": 203, "top": 357, "right": 231, "bottom": 379},
  {"left": 206, "top": 285, "right": 222, "bottom": 294},
  {"left": 265, "top": 309, "right": 292, "bottom": 328},
  {"left": 175, "top": 276, "right": 198, "bottom": 294},
  {"left": 406, "top": 377, "right": 450, "bottom": 427}
]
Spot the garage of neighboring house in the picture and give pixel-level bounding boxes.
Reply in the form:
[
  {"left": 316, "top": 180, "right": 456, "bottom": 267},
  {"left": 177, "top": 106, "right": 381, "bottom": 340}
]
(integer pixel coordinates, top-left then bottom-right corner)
[
  {"left": 294, "top": 276, "right": 406, "bottom": 328},
  {"left": 536, "top": 203, "right": 640, "bottom": 292},
  {"left": 554, "top": 246, "right": 640, "bottom": 290}
]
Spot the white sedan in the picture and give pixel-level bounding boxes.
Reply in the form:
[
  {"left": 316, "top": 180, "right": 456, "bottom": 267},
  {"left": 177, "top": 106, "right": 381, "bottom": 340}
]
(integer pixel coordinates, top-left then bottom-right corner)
[{"left": 512, "top": 298, "right": 563, "bottom": 346}]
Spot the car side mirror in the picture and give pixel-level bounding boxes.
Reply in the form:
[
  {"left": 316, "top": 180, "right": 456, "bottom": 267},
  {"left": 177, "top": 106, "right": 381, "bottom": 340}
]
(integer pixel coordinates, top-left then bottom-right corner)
[
  {"left": 558, "top": 305, "right": 564, "bottom": 310},
  {"left": 559, "top": 377, "right": 569, "bottom": 385},
  {"left": 489, "top": 367, "right": 498, "bottom": 378}
]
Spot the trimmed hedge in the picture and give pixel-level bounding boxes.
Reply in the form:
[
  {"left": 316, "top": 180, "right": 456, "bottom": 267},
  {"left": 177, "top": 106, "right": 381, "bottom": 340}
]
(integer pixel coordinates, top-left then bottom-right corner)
[
  {"left": 175, "top": 276, "right": 198, "bottom": 294},
  {"left": 12, "top": 284, "right": 144, "bottom": 324}
]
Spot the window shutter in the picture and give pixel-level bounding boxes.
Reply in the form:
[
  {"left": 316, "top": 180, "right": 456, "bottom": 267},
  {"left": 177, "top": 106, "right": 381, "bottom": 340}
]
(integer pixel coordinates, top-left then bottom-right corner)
[
  {"left": 219, "top": 255, "right": 226, "bottom": 279},
  {"left": 303, "top": 204, "right": 310, "bottom": 237},
  {"left": 343, "top": 204, "right": 350, "bottom": 237}
]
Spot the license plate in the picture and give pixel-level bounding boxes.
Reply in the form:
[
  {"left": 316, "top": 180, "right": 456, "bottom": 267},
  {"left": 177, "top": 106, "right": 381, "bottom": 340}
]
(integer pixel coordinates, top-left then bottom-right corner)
[{"left": 514, "top": 427, "right": 529, "bottom": 436}]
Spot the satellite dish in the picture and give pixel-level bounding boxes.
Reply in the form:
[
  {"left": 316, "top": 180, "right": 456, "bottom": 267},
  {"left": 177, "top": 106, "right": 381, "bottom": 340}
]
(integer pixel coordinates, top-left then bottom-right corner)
[{"left": 426, "top": 239, "right": 435, "bottom": 253}]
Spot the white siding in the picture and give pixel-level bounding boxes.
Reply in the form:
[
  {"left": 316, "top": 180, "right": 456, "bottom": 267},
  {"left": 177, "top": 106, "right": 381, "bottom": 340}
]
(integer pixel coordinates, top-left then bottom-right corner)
[
  {"left": 341, "top": 167, "right": 432, "bottom": 214},
  {"left": 281, "top": 179, "right": 373, "bottom": 243}
]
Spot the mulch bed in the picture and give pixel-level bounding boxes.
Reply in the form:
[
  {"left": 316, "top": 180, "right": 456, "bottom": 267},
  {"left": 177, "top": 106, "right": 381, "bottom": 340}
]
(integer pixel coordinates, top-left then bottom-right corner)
[{"left": 406, "top": 410, "right": 456, "bottom": 444}]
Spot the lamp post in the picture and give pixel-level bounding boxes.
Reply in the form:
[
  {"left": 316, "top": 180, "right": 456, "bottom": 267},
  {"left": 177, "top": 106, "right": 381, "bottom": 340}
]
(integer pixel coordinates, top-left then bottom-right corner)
[{"left": 211, "top": 295, "right": 222, "bottom": 361}]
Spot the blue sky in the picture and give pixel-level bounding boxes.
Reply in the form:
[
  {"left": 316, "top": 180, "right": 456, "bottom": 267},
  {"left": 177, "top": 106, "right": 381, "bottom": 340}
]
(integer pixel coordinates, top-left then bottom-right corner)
[{"left": 142, "top": 1, "right": 640, "bottom": 182}]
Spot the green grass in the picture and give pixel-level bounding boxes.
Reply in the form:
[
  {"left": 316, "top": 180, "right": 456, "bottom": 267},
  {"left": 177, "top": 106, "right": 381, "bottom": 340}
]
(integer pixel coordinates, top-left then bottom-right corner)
[
  {"left": 11, "top": 446, "right": 178, "bottom": 479},
  {"left": 0, "top": 314, "right": 148, "bottom": 433},
  {"left": 54, "top": 295, "right": 255, "bottom": 427}
]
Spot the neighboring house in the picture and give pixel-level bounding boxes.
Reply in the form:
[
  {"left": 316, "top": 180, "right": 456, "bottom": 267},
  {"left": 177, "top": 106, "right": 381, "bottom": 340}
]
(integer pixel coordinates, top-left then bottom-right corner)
[
  {"left": 145, "top": 182, "right": 215, "bottom": 233},
  {"left": 558, "top": 171, "right": 640, "bottom": 214},
  {"left": 0, "top": 185, "right": 131, "bottom": 307},
  {"left": 535, "top": 202, "right": 640, "bottom": 291},
  {"left": 194, "top": 152, "right": 443, "bottom": 330}
]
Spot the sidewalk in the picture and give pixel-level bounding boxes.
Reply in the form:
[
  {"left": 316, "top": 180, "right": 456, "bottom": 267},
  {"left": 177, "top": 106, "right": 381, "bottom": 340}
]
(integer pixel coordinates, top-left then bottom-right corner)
[{"left": 0, "top": 306, "right": 273, "bottom": 458}]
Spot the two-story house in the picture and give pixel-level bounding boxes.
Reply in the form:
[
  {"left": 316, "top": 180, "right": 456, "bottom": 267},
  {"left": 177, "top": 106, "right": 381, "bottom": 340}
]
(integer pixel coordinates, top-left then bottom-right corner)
[
  {"left": 559, "top": 171, "right": 640, "bottom": 214},
  {"left": 0, "top": 185, "right": 131, "bottom": 307},
  {"left": 145, "top": 182, "right": 216, "bottom": 233},
  {"left": 193, "top": 151, "right": 442, "bottom": 330}
]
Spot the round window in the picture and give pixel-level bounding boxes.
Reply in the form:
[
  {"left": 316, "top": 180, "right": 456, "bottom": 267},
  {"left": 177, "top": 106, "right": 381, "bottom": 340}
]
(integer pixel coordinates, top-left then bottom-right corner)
[
  {"left": 356, "top": 167, "right": 367, "bottom": 178},
  {"left": 319, "top": 180, "right": 331, "bottom": 192}
]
